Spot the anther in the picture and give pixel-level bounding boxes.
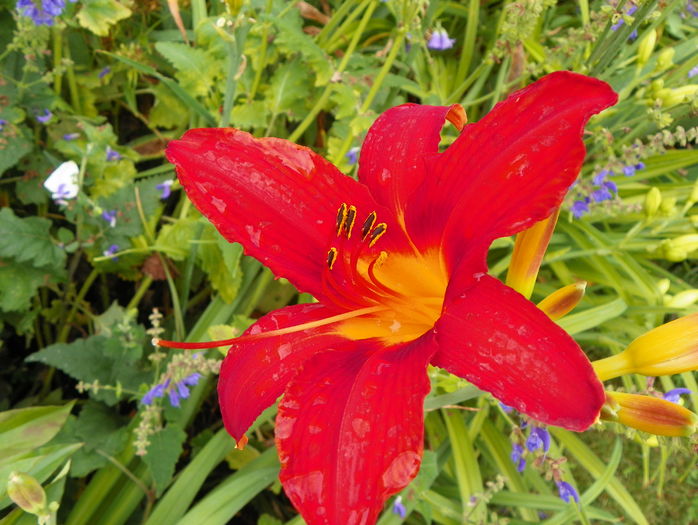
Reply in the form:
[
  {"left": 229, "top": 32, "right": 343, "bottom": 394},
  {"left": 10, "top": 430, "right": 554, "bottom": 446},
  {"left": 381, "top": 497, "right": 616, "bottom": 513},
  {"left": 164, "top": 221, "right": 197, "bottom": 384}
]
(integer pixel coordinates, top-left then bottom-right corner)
[
  {"left": 361, "top": 211, "right": 377, "bottom": 240},
  {"left": 335, "top": 203, "right": 348, "bottom": 236},
  {"left": 344, "top": 205, "right": 357, "bottom": 238},
  {"left": 327, "top": 247, "right": 338, "bottom": 270},
  {"left": 368, "top": 222, "right": 387, "bottom": 247}
]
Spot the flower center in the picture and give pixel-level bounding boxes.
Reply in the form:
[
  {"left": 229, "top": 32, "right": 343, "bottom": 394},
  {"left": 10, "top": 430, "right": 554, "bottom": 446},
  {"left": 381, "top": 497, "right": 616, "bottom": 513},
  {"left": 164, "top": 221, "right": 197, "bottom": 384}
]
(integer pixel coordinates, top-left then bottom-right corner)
[{"left": 327, "top": 203, "right": 448, "bottom": 345}]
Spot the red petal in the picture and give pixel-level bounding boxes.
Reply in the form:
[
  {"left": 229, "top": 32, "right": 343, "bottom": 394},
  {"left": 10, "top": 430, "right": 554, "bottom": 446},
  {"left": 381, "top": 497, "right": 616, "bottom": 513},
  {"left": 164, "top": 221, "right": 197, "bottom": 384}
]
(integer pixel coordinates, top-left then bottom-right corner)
[
  {"left": 358, "top": 104, "right": 465, "bottom": 213},
  {"left": 166, "top": 128, "right": 377, "bottom": 299},
  {"left": 431, "top": 275, "right": 604, "bottom": 431},
  {"left": 405, "top": 72, "right": 617, "bottom": 265},
  {"left": 218, "top": 303, "right": 348, "bottom": 442},
  {"left": 276, "top": 336, "right": 436, "bottom": 525}
]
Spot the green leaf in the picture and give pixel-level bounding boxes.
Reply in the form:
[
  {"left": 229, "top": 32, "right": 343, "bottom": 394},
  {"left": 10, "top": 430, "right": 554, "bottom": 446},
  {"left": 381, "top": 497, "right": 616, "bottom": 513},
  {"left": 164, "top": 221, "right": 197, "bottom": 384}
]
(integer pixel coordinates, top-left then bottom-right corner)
[
  {"left": 273, "top": 15, "right": 333, "bottom": 86},
  {"left": 0, "top": 264, "right": 48, "bottom": 313},
  {"left": 0, "top": 208, "right": 66, "bottom": 270},
  {"left": 0, "top": 404, "right": 74, "bottom": 465},
  {"left": 557, "top": 298, "right": 627, "bottom": 335},
  {"left": 77, "top": 0, "right": 132, "bottom": 37},
  {"left": 155, "top": 42, "right": 221, "bottom": 98},
  {"left": 149, "top": 84, "right": 190, "bottom": 129},
  {"left": 143, "top": 425, "right": 187, "bottom": 496},
  {"left": 265, "top": 59, "right": 311, "bottom": 120},
  {"left": 231, "top": 100, "right": 270, "bottom": 130},
  {"left": 66, "top": 402, "right": 129, "bottom": 477},
  {"left": 197, "top": 226, "right": 243, "bottom": 303}
]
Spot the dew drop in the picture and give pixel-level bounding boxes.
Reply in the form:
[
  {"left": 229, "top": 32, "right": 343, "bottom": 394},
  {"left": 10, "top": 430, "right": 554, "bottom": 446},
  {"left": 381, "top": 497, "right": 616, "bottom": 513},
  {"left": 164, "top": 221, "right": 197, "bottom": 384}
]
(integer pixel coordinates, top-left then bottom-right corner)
[
  {"left": 382, "top": 450, "right": 421, "bottom": 491},
  {"left": 352, "top": 417, "right": 370, "bottom": 438},
  {"left": 211, "top": 196, "right": 227, "bottom": 213},
  {"left": 278, "top": 343, "right": 292, "bottom": 359}
]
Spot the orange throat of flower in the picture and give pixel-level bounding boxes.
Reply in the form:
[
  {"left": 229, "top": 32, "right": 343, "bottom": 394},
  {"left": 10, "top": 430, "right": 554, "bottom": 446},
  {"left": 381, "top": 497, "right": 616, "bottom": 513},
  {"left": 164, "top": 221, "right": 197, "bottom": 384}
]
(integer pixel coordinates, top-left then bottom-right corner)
[{"left": 335, "top": 249, "right": 448, "bottom": 345}]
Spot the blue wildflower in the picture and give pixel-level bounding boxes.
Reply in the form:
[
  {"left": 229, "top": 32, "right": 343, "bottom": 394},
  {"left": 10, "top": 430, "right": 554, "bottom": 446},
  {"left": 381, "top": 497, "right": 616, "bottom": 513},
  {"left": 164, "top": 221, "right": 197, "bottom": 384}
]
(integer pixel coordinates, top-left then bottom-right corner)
[
  {"left": 499, "top": 402, "right": 514, "bottom": 413},
  {"left": 557, "top": 481, "right": 579, "bottom": 503},
  {"left": 427, "top": 29, "right": 456, "bottom": 50},
  {"left": 663, "top": 387, "right": 692, "bottom": 404},
  {"left": 345, "top": 147, "right": 360, "bottom": 165},
  {"left": 156, "top": 179, "right": 174, "bottom": 200},
  {"left": 101, "top": 210, "right": 117, "bottom": 228},
  {"left": 141, "top": 381, "right": 167, "bottom": 405},
  {"left": 392, "top": 495, "right": 407, "bottom": 518},
  {"left": 571, "top": 198, "right": 590, "bottom": 218},
  {"left": 63, "top": 132, "right": 79, "bottom": 141},
  {"left": 592, "top": 169, "right": 612, "bottom": 185},
  {"left": 526, "top": 427, "right": 551, "bottom": 453},
  {"left": 690, "top": 66, "right": 698, "bottom": 79},
  {"left": 176, "top": 380, "right": 190, "bottom": 399},
  {"left": 0, "top": 119, "right": 7, "bottom": 131},
  {"left": 36, "top": 109, "right": 53, "bottom": 124},
  {"left": 611, "top": 5, "right": 637, "bottom": 31},
  {"left": 591, "top": 187, "right": 613, "bottom": 203},
  {"left": 182, "top": 372, "right": 202, "bottom": 386},
  {"left": 103, "top": 244, "right": 119, "bottom": 259},
  {"left": 634, "top": 161, "right": 645, "bottom": 171},
  {"left": 105, "top": 146, "right": 122, "bottom": 162},
  {"left": 168, "top": 388, "right": 181, "bottom": 407},
  {"left": 98, "top": 66, "right": 111, "bottom": 79},
  {"left": 603, "top": 180, "right": 618, "bottom": 193},
  {"left": 511, "top": 443, "right": 526, "bottom": 472},
  {"left": 623, "top": 164, "right": 637, "bottom": 176}
]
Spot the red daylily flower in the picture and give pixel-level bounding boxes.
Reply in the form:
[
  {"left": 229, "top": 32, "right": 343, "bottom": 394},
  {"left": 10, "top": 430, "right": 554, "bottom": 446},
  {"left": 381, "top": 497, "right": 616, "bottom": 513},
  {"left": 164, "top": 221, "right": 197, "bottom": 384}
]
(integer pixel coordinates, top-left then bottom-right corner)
[{"left": 164, "top": 71, "right": 617, "bottom": 525}]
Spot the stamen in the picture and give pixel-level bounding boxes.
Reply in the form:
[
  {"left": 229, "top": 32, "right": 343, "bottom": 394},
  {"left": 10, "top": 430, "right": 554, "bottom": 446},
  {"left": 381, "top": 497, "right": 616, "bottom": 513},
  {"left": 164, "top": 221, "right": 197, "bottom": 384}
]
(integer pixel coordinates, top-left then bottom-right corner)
[
  {"left": 154, "top": 305, "right": 388, "bottom": 350},
  {"left": 361, "top": 212, "right": 377, "bottom": 240},
  {"left": 368, "top": 222, "right": 387, "bottom": 247},
  {"left": 335, "top": 203, "right": 348, "bottom": 236},
  {"left": 327, "top": 247, "right": 338, "bottom": 270},
  {"left": 344, "top": 205, "right": 357, "bottom": 238}
]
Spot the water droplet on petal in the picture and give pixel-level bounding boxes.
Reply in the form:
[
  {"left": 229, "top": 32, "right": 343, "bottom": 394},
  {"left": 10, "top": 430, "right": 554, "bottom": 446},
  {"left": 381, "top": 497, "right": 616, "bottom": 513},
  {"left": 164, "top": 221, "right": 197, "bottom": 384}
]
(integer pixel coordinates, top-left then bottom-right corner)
[{"left": 382, "top": 450, "right": 421, "bottom": 491}]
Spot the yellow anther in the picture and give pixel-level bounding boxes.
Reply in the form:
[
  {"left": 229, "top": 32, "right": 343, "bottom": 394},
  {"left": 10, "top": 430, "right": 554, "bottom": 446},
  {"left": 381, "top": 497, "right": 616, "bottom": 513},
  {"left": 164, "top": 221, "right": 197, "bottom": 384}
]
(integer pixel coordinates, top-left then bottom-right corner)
[
  {"left": 368, "top": 222, "right": 387, "bottom": 247},
  {"left": 344, "top": 205, "right": 357, "bottom": 238},
  {"left": 335, "top": 203, "right": 348, "bottom": 236},
  {"left": 327, "top": 247, "right": 338, "bottom": 270},
  {"left": 361, "top": 211, "right": 377, "bottom": 240}
]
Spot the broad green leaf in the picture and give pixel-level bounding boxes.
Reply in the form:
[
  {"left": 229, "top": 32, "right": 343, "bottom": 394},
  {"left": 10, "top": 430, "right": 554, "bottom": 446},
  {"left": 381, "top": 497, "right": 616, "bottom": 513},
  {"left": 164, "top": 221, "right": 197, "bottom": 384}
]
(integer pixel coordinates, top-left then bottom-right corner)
[
  {"left": 143, "top": 425, "right": 187, "bottom": 496},
  {"left": 273, "top": 15, "right": 333, "bottom": 86},
  {"left": 557, "top": 298, "right": 627, "bottom": 335},
  {"left": 155, "top": 218, "right": 201, "bottom": 261},
  {"left": 155, "top": 42, "right": 221, "bottom": 98},
  {"left": 0, "top": 208, "right": 66, "bottom": 270},
  {"left": 0, "top": 404, "right": 74, "bottom": 464},
  {"left": 149, "top": 84, "right": 190, "bottom": 129},
  {"left": 197, "top": 226, "right": 243, "bottom": 303},
  {"left": 230, "top": 100, "right": 270, "bottom": 130},
  {"left": 265, "top": 59, "right": 310, "bottom": 121},
  {"left": 0, "top": 265, "right": 48, "bottom": 313},
  {"left": 77, "top": 0, "right": 132, "bottom": 37}
]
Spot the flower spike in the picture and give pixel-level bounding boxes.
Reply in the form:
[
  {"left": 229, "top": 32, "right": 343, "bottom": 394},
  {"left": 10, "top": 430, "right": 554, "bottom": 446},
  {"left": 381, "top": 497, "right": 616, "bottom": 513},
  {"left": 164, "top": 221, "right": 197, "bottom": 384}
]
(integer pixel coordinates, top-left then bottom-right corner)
[
  {"left": 537, "top": 282, "right": 587, "bottom": 321},
  {"left": 593, "top": 313, "right": 698, "bottom": 380}
]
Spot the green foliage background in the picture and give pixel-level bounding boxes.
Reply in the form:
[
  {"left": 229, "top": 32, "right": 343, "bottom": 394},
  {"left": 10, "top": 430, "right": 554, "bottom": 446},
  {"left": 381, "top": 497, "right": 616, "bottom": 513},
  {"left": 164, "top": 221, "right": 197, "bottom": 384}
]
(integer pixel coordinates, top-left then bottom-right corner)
[{"left": 0, "top": 0, "right": 697, "bottom": 524}]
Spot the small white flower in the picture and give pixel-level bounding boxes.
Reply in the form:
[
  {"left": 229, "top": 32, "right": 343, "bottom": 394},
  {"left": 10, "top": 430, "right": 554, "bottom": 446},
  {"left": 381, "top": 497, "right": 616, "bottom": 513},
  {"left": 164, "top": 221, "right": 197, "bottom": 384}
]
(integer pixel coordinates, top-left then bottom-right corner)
[{"left": 44, "top": 161, "right": 79, "bottom": 201}]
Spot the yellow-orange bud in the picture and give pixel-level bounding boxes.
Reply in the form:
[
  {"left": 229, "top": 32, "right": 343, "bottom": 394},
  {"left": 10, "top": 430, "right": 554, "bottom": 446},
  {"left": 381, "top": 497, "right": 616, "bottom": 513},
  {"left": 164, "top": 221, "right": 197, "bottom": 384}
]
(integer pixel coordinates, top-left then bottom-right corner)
[
  {"left": 593, "top": 313, "right": 698, "bottom": 380},
  {"left": 537, "top": 282, "right": 586, "bottom": 321},
  {"left": 505, "top": 208, "right": 560, "bottom": 299},
  {"left": 602, "top": 392, "right": 698, "bottom": 437}
]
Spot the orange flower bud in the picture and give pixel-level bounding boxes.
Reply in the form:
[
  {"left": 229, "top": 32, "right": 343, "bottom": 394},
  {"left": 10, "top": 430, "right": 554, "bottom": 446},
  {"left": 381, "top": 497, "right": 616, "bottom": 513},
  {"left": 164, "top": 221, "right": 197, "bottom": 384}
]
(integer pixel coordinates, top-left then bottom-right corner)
[
  {"left": 506, "top": 208, "right": 560, "bottom": 299},
  {"left": 602, "top": 392, "right": 698, "bottom": 437},
  {"left": 593, "top": 313, "right": 698, "bottom": 380},
  {"left": 537, "top": 282, "right": 586, "bottom": 321}
]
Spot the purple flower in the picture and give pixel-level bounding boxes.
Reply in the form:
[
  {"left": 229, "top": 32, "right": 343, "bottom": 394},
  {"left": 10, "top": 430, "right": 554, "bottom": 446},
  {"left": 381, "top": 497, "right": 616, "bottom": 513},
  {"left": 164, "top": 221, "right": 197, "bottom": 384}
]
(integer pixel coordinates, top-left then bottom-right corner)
[
  {"left": 623, "top": 164, "right": 637, "bottom": 176},
  {"left": 182, "top": 372, "right": 202, "bottom": 386},
  {"left": 690, "top": 66, "right": 698, "bottom": 79},
  {"left": 427, "top": 29, "right": 456, "bottom": 51},
  {"left": 36, "top": 109, "right": 53, "bottom": 124},
  {"left": 141, "top": 382, "right": 167, "bottom": 405},
  {"left": 103, "top": 244, "right": 119, "bottom": 259},
  {"left": 511, "top": 443, "right": 526, "bottom": 472},
  {"left": 105, "top": 146, "right": 122, "bottom": 162},
  {"left": 591, "top": 187, "right": 613, "bottom": 203},
  {"left": 392, "top": 495, "right": 407, "bottom": 518},
  {"left": 663, "top": 387, "right": 691, "bottom": 404},
  {"left": 63, "top": 132, "right": 79, "bottom": 141},
  {"left": 176, "top": 381, "right": 191, "bottom": 399},
  {"left": 592, "top": 170, "right": 611, "bottom": 185},
  {"left": 557, "top": 481, "right": 579, "bottom": 504},
  {"left": 156, "top": 179, "right": 174, "bottom": 200},
  {"left": 635, "top": 161, "right": 645, "bottom": 171},
  {"left": 98, "top": 66, "right": 111, "bottom": 79},
  {"left": 345, "top": 147, "right": 360, "bottom": 165},
  {"left": 602, "top": 180, "right": 618, "bottom": 193},
  {"left": 526, "top": 427, "right": 551, "bottom": 453},
  {"left": 101, "top": 210, "right": 117, "bottom": 228},
  {"left": 499, "top": 402, "right": 514, "bottom": 413},
  {"left": 611, "top": 5, "right": 637, "bottom": 31},
  {"left": 17, "top": 0, "right": 56, "bottom": 25},
  {"left": 168, "top": 388, "right": 181, "bottom": 407},
  {"left": 0, "top": 119, "right": 7, "bottom": 131},
  {"left": 571, "top": 198, "right": 590, "bottom": 218}
]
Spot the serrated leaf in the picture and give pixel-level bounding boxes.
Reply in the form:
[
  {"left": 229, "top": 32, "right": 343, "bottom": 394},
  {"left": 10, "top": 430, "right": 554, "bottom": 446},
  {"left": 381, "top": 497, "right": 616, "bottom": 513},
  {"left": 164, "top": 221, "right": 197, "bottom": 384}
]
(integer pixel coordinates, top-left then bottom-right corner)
[
  {"left": 273, "top": 15, "right": 333, "bottom": 86},
  {"left": 0, "top": 264, "right": 48, "bottom": 313},
  {"left": 67, "top": 401, "right": 129, "bottom": 477},
  {"left": 155, "top": 42, "right": 221, "bottom": 98},
  {"left": 155, "top": 218, "right": 201, "bottom": 261},
  {"left": 77, "top": 0, "right": 132, "bottom": 37},
  {"left": 0, "top": 208, "right": 66, "bottom": 270},
  {"left": 330, "top": 83, "right": 360, "bottom": 120},
  {"left": 149, "top": 83, "right": 190, "bottom": 129},
  {"left": 197, "top": 226, "right": 243, "bottom": 303},
  {"left": 143, "top": 425, "right": 187, "bottom": 496},
  {"left": 230, "top": 100, "right": 270, "bottom": 130},
  {"left": 265, "top": 60, "right": 310, "bottom": 121}
]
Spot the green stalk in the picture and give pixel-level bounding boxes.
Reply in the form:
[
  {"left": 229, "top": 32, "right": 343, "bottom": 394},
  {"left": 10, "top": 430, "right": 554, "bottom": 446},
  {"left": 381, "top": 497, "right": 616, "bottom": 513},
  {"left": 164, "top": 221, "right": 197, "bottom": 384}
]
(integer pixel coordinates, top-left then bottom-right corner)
[
  {"left": 455, "top": 0, "right": 479, "bottom": 85},
  {"left": 316, "top": 0, "right": 367, "bottom": 47},
  {"left": 288, "top": 0, "right": 377, "bottom": 143},
  {"left": 52, "top": 27, "right": 63, "bottom": 95},
  {"left": 330, "top": 27, "right": 407, "bottom": 164},
  {"left": 248, "top": 0, "right": 274, "bottom": 100},
  {"left": 57, "top": 268, "right": 98, "bottom": 343},
  {"left": 219, "top": 25, "right": 249, "bottom": 128},
  {"left": 126, "top": 275, "right": 155, "bottom": 310}
]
